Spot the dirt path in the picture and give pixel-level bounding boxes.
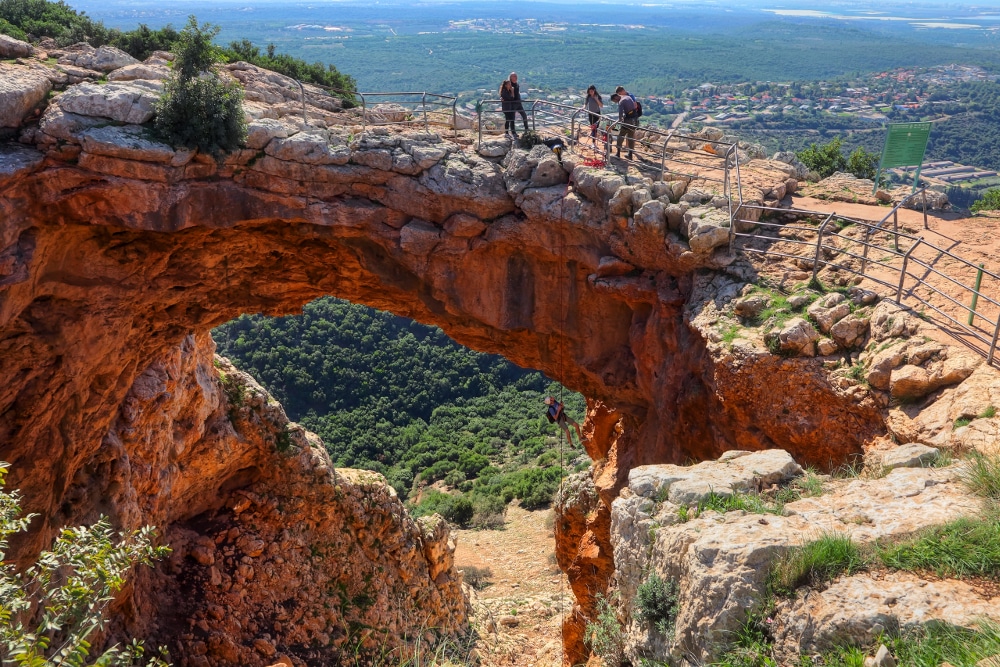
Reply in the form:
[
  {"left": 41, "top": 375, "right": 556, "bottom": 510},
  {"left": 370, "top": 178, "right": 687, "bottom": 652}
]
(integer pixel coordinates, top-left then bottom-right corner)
[{"left": 454, "top": 505, "right": 571, "bottom": 667}]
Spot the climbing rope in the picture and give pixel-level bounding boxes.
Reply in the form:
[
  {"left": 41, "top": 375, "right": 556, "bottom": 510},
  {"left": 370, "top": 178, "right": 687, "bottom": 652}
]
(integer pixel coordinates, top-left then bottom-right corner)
[{"left": 555, "top": 168, "right": 576, "bottom": 667}]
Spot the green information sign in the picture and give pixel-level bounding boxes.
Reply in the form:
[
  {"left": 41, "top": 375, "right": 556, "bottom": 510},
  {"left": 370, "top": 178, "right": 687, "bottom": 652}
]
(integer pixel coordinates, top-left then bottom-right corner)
[{"left": 874, "top": 121, "right": 932, "bottom": 194}]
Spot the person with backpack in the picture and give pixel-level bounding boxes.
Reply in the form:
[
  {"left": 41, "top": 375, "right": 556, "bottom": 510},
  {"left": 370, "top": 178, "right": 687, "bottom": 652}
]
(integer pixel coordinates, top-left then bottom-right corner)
[
  {"left": 499, "top": 78, "right": 518, "bottom": 139},
  {"left": 544, "top": 396, "right": 584, "bottom": 446},
  {"left": 509, "top": 72, "right": 530, "bottom": 135},
  {"left": 584, "top": 85, "right": 604, "bottom": 149},
  {"left": 610, "top": 86, "right": 642, "bottom": 160}
]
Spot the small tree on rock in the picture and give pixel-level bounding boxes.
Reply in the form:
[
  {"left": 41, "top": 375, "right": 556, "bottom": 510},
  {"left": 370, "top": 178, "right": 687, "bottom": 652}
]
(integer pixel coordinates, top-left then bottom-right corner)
[{"left": 154, "top": 16, "right": 247, "bottom": 155}]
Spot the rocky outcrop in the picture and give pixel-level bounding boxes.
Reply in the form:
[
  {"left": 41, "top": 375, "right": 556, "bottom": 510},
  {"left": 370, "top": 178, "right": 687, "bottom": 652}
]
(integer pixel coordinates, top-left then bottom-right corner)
[
  {"left": 607, "top": 449, "right": 995, "bottom": 665},
  {"left": 102, "top": 336, "right": 469, "bottom": 666}
]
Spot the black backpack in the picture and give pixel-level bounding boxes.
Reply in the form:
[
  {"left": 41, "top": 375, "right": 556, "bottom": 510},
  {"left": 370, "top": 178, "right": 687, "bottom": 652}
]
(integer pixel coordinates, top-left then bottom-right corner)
[{"left": 630, "top": 94, "right": 643, "bottom": 118}]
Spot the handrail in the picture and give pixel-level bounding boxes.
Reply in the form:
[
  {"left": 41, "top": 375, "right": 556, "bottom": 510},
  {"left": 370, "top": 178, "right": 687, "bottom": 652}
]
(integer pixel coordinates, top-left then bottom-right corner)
[{"left": 732, "top": 196, "right": 1000, "bottom": 366}]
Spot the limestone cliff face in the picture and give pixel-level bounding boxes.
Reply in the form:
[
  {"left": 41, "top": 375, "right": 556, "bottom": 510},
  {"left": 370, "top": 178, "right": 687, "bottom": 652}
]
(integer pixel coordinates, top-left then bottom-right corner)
[{"left": 0, "top": 50, "right": 960, "bottom": 664}]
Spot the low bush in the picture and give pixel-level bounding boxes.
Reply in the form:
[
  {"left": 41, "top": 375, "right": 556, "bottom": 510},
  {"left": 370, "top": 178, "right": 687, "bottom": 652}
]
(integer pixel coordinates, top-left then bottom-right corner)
[
  {"left": 0, "top": 463, "right": 169, "bottom": 667},
  {"left": 636, "top": 572, "right": 679, "bottom": 637},
  {"left": 470, "top": 494, "right": 506, "bottom": 529},
  {"left": 585, "top": 593, "right": 625, "bottom": 667},
  {"left": 461, "top": 565, "right": 493, "bottom": 590},
  {"left": 768, "top": 533, "right": 864, "bottom": 596},
  {"left": 410, "top": 490, "right": 475, "bottom": 528}
]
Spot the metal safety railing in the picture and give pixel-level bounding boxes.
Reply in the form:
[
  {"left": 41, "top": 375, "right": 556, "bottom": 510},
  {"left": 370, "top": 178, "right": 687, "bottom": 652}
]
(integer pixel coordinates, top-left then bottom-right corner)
[
  {"left": 731, "top": 194, "right": 1000, "bottom": 366},
  {"left": 280, "top": 80, "right": 458, "bottom": 134},
  {"left": 355, "top": 91, "right": 458, "bottom": 134}
]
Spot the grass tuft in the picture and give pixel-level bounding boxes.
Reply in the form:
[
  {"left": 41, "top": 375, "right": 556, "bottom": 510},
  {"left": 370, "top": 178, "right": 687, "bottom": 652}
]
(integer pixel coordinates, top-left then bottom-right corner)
[
  {"left": 963, "top": 451, "right": 1000, "bottom": 503},
  {"left": 877, "top": 516, "right": 1000, "bottom": 579},
  {"left": 814, "top": 620, "right": 1000, "bottom": 667},
  {"left": 768, "top": 533, "right": 865, "bottom": 597}
]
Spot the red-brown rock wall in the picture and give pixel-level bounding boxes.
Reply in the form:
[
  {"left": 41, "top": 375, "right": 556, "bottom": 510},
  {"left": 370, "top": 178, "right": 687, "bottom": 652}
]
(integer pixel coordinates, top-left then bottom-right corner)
[{"left": 1, "top": 130, "right": 885, "bottom": 665}]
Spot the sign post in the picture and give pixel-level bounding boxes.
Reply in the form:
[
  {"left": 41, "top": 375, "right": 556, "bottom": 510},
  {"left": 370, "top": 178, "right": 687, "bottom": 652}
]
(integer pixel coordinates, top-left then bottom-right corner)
[{"left": 874, "top": 121, "right": 932, "bottom": 195}]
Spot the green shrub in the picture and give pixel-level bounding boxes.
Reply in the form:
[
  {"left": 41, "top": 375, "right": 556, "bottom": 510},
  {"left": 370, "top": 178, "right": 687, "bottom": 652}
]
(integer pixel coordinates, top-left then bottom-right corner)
[
  {"left": 768, "top": 533, "right": 864, "bottom": 596},
  {"left": 797, "top": 138, "right": 847, "bottom": 180},
  {"left": 154, "top": 18, "right": 247, "bottom": 155},
  {"left": 846, "top": 146, "right": 878, "bottom": 181},
  {"left": 635, "top": 572, "right": 679, "bottom": 637},
  {"left": 470, "top": 494, "right": 506, "bottom": 529},
  {"left": 972, "top": 188, "right": 1000, "bottom": 213},
  {"left": 0, "top": 0, "right": 110, "bottom": 46},
  {"left": 0, "top": 462, "right": 169, "bottom": 666},
  {"left": 585, "top": 593, "right": 625, "bottom": 667},
  {"left": 409, "top": 490, "right": 474, "bottom": 528},
  {"left": 0, "top": 16, "right": 26, "bottom": 39}
]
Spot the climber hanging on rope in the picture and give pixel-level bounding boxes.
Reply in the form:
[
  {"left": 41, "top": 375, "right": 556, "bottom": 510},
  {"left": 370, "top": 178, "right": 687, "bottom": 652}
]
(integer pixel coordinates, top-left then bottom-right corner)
[{"left": 544, "top": 396, "right": 584, "bottom": 446}]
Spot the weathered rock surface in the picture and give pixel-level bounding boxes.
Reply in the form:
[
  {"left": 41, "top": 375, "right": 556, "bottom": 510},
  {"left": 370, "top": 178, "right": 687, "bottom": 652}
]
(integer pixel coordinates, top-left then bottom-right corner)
[
  {"left": 57, "top": 81, "right": 159, "bottom": 124},
  {"left": 627, "top": 449, "right": 803, "bottom": 505},
  {"left": 0, "top": 63, "right": 52, "bottom": 128},
  {"left": 0, "top": 34, "right": 34, "bottom": 58},
  {"left": 774, "top": 572, "right": 997, "bottom": 660},
  {"left": 880, "top": 442, "right": 939, "bottom": 470},
  {"left": 609, "top": 450, "right": 990, "bottom": 665},
  {"left": 113, "top": 339, "right": 469, "bottom": 666}
]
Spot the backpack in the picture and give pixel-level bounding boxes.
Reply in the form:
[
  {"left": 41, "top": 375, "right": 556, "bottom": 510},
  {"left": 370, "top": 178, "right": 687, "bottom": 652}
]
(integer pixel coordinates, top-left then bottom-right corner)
[{"left": 629, "top": 93, "right": 643, "bottom": 118}]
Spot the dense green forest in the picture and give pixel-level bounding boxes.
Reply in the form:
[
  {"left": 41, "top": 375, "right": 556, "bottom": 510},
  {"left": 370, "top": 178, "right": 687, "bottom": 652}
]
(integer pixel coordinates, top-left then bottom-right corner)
[
  {"left": 214, "top": 299, "right": 587, "bottom": 527},
  {"left": 924, "top": 82, "right": 1000, "bottom": 174}
]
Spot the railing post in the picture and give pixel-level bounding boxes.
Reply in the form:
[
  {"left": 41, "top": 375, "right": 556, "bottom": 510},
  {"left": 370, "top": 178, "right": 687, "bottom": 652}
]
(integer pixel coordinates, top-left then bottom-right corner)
[
  {"left": 360, "top": 92, "right": 368, "bottom": 135},
  {"left": 989, "top": 315, "right": 1000, "bottom": 365},
  {"left": 811, "top": 213, "right": 835, "bottom": 284},
  {"left": 922, "top": 188, "right": 929, "bottom": 229},
  {"left": 421, "top": 93, "right": 429, "bottom": 132},
  {"left": 896, "top": 237, "right": 922, "bottom": 304},
  {"left": 969, "top": 264, "right": 985, "bottom": 326},
  {"left": 892, "top": 209, "right": 899, "bottom": 252},
  {"left": 292, "top": 78, "right": 308, "bottom": 127}
]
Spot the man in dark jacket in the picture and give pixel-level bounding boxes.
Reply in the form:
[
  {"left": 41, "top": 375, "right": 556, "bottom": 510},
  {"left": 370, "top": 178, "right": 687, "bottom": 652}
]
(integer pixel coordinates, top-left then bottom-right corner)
[
  {"left": 610, "top": 86, "right": 638, "bottom": 160},
  {"left": 510, "top": 71, "right": 530, "bottom": 134}
]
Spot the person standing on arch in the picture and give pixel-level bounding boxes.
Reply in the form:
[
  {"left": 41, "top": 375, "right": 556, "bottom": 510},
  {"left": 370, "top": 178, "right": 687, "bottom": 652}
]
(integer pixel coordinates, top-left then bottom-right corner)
[
  {"left": 544, "top": 396, "right": 584, "bottom": 446},
  {"left": 610, "top": 86, "right": 639, "bottom": 160},
  {"left": 499, "top": 78, "right": 518, "bottom": 139},
  {"left": 509, "top": 71, "right": 530, "bottom": 135}
]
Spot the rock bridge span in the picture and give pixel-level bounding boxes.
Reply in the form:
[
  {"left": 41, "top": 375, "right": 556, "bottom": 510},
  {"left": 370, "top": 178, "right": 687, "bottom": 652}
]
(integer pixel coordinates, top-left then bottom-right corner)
[{"left": 0, "top": 122, "right": 878, "bottom": 541}]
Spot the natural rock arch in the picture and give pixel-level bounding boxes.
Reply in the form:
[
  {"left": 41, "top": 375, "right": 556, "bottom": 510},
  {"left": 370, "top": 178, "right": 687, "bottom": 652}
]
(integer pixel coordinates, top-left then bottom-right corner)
[{"left": 1, "top": 124, "right": 883, "bottom": 663}]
